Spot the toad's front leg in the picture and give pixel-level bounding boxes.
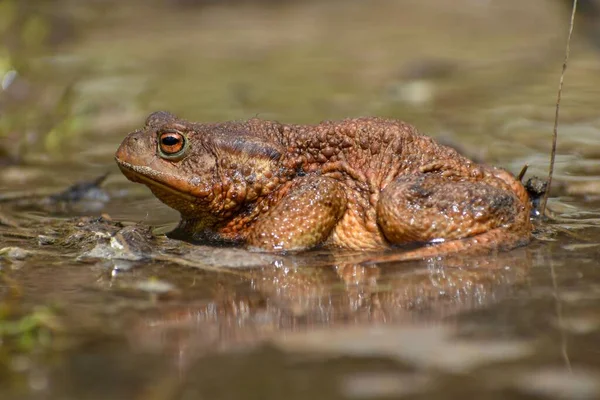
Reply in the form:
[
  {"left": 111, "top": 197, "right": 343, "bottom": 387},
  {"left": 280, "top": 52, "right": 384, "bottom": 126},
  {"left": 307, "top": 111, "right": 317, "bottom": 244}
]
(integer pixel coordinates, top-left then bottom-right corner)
[{"left": 247, "top": 176, "right": 347, "bottom": 252}]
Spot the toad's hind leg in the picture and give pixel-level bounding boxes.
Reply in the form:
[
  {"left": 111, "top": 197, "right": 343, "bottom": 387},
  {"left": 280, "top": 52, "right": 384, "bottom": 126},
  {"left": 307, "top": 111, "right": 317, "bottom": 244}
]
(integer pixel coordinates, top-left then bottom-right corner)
[{"left": 376, "top": 173, "right": 531, "bottom": 256}]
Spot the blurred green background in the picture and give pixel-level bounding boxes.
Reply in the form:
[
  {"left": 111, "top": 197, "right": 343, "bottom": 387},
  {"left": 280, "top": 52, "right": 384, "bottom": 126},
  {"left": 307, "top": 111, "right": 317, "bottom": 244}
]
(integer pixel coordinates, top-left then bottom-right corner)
[{"left": 1, "top": 0, "right": 598, "bottom": 174}]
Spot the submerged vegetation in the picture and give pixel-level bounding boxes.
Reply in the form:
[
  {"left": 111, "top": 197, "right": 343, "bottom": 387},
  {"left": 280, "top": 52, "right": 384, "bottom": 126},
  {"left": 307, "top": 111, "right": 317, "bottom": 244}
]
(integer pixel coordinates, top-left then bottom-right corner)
[{"left": 0, "top": 304, "right": 60, "bottom": 353}]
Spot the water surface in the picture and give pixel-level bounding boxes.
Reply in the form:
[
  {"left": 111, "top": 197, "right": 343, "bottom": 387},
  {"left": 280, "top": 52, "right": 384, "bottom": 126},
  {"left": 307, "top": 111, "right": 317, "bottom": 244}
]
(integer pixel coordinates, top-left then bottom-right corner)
[{"left": 1, "top": 1, "right": 600, "bottom": 399}]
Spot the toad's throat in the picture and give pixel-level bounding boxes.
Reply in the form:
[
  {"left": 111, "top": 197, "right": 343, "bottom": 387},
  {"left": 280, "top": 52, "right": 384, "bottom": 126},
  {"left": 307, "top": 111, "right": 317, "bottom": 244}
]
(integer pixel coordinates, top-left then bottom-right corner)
[{"left": 115, "top": 158, "right": 198, "bottom": 202}]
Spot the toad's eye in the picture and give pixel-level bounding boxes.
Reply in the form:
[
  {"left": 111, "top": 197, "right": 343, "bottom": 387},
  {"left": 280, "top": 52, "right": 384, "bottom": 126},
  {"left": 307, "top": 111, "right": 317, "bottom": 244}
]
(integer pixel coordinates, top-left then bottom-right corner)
[{"left": 158, "top": 131, "right": 188, "bottom": 159}]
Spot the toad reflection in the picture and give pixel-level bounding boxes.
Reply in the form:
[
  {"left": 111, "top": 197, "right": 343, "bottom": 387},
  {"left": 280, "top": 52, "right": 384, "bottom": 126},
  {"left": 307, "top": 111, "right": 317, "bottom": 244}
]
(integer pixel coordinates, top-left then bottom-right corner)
[{"left": 123, "top": 248, "right": 531, "bottom": 369}]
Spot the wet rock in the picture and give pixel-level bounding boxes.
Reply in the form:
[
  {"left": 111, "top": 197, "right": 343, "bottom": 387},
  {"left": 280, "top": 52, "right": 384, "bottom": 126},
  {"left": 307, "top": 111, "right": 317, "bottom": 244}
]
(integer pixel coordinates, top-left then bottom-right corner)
[
  {"left": 41, "top": 173, "right": 111, "bottom": 214},
  {"left": 79, "top": 223, "right": 156, "bottom": 261},
  {"left": 0, "top": 174, "right": 111, "bottom": 215},
  {"left": 275, "top": 325, "right": 534, "bottom": 373},
  {"left": 0, "top": 211, "right": 19, "bottom": 228},
  {"left": 0, "top": 246, "right": 32, "bottom": 260},
  {"left": 59, "top": 216, "right": 122, "bottom": 250},
  {"left": 341, "top": 373, "right": 430, "bottom": 399},
  {"left": 515, "top": 368, "right": 600, "bottom": 400},
  {"left": 134, "top": 279, "right": 177, "bottom": 295},
  {"left": 525, "top": 176, "right": 548, "bottom": 217},
  {"left": 112, "top": 278, "right": 179, "bottom": 301},
  {"left": 37, "top": 235, "right": 56, "bottom": 246},
  {"left": 47, "top": 173, "right": 110, "bottom": 203}
]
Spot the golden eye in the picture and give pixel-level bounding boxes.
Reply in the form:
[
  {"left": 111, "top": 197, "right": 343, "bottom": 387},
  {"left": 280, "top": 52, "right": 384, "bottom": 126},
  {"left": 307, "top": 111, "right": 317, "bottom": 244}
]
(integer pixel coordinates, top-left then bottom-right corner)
[{"left": 158, "top": 131, "right": 187, "bottom": 159}]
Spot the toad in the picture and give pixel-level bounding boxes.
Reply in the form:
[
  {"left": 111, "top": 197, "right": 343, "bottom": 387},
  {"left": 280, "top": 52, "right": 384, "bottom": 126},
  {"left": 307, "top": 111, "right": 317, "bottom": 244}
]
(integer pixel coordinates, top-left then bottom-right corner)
[{"left": 115, "top": 112, "right": 532, "bottom": 257}]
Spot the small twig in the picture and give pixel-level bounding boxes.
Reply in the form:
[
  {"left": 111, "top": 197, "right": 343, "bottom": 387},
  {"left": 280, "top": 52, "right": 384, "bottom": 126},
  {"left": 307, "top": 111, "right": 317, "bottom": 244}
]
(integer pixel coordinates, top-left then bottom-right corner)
[
  {"left": 540, "top": 0, "right": 578, "bottom": 216},
  {"left": 517, "top": 164, "right": 529, "bottom": 182}
]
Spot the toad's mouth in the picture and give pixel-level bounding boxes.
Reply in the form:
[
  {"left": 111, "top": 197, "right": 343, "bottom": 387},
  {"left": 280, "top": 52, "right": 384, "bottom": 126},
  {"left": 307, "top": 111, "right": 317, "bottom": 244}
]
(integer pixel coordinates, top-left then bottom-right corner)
[{"left": 115, "top": 158, "right": 198, "bottom": 202}]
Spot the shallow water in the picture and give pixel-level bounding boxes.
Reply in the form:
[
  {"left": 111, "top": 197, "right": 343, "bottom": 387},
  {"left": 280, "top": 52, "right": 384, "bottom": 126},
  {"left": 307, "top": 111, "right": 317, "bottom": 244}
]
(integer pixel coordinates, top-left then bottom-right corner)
[{"left": 2, "top": 0, "right": 600, "bottom": 399}]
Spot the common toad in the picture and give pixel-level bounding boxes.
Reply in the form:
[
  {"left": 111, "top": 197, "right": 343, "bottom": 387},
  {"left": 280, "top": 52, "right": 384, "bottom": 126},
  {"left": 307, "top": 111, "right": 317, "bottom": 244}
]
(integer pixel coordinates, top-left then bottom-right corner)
[{"left": 115, "top": 112, "right": 532, "bottom": 257}]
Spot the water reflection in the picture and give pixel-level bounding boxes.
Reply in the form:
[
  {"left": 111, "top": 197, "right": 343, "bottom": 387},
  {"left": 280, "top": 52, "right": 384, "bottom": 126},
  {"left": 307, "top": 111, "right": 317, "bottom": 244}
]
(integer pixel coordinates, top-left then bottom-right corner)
[{"left": 126, "top": 248, "right": 532, "bottom": 368}]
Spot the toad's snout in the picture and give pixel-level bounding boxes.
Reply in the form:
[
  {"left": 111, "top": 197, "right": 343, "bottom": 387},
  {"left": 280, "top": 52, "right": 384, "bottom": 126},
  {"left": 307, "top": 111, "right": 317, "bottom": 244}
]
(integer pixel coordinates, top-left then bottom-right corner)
[
  {"left": 115, "top": 130, "right": 157, "bottom": 183},
  {"left": 115, "top": 130, "right": 150, "bottom": 166}
]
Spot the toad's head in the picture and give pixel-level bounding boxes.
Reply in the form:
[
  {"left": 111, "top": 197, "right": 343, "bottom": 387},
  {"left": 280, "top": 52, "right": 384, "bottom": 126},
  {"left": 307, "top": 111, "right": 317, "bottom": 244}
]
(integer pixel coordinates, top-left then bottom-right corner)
[{"left": 115, "top": 111, "right": 287, "bottom": 221}]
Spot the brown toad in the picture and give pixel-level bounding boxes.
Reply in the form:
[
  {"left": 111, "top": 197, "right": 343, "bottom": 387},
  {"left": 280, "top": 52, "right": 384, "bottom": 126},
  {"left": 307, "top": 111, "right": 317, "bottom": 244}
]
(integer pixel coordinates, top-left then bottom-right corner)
[{"left": 115, "top": 111, "right": 532, "bottom": 257}]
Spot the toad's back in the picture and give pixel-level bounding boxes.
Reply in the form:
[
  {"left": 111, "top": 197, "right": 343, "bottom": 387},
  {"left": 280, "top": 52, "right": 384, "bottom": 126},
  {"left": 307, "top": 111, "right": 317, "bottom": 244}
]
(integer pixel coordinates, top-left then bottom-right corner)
[{"left": 241, "top": 117, "right": 474, "bottom": 188}]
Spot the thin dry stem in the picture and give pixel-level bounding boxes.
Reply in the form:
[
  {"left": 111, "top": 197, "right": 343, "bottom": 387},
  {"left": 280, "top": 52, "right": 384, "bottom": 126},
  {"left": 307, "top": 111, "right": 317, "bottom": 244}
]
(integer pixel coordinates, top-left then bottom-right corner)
[
  {"left": 517, "top": 164, "right": 529, "bottom": 182},
  {"left": 540, "top": 0, "right": 578, "bottom": 216}
]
